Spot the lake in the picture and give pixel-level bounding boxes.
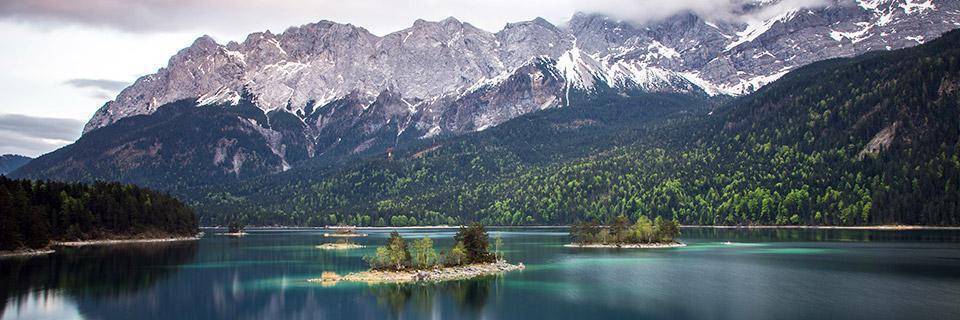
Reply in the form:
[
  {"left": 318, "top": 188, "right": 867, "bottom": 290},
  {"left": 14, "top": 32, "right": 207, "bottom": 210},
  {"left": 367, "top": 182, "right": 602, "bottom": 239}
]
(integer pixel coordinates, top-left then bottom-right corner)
[{"left": 2, "top": 228, "right": 959, "bottom": 320}]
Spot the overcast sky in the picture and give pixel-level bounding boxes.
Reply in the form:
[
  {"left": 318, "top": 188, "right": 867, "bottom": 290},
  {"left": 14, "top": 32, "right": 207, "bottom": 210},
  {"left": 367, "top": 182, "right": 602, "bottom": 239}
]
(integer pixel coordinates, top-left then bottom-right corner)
[{"left": 0, "top": 0, "right": 830, "bottom": 157}]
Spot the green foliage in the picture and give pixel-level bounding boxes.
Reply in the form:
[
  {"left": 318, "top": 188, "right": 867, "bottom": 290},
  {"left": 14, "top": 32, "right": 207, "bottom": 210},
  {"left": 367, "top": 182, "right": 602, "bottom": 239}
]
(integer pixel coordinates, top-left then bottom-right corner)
[
  {"left": 0, "top": 177, "right": 198, "bottom": 251},
  {"left": 189, "top": 29, "right": 960, "bottom": 228},
  {"left": 366, "top": 226, "right": 500, "bottom": 270},
  {"left": 410, "top": 237, "right": 439, "bottom": 269},
  {"left": 445, "top": 242, "right": 468, "bottom": 267},
  {"left": 387, "top": 231, "right": 411, "bottom": 269},
  {"left": 364, "top": 231, "right": 414, "bottom": 270},
  {"left": 571, "top": 215, "right": 681, "bottom": 245},
  {"left": 454, "top": 223, "right": 494, "bottom": 263}
]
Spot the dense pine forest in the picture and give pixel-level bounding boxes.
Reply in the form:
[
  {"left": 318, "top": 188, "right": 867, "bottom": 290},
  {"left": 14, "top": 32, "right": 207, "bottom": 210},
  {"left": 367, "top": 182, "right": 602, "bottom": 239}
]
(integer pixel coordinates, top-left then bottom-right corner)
[
  {"left": 0, "top": 177, "right": 198, "bottom": 252},
  {"left": 183, "top": 29, "right": 960, "bottom": 227}
]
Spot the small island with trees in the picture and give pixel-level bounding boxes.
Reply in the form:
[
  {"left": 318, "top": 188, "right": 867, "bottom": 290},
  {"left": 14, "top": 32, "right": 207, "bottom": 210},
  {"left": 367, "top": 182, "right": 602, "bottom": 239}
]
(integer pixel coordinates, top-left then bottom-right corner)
[
  {"left": 220, "top": 221, "right": 247, "bottom": 237},
  {"left": 316, "top": 238, "right": 364, "bottom": 250},
  {"left": 311, "top": 223, "right": 522, "bottom": 284},
  {"left": 567, "top": 215, "right": 684, "bottom": 248}
]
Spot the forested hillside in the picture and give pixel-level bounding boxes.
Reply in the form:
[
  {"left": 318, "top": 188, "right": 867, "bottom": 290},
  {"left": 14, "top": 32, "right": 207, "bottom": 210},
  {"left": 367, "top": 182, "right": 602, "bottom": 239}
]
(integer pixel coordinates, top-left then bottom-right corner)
[
  {"left": 0, "top": 177, "right": 198, "bottom": 251},
  {"left": 185, "top": 29, "right": 960, "bottom": 227}
]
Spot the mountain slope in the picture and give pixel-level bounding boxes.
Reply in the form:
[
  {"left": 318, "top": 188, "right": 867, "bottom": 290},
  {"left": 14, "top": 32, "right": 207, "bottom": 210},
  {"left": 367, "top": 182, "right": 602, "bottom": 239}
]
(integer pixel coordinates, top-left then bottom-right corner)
[
  {"left": 0, "top": 155, "right": 31, "bottom": 175},
  {"left": 183, "top": 28, "right": 960, "bottom": 226}
]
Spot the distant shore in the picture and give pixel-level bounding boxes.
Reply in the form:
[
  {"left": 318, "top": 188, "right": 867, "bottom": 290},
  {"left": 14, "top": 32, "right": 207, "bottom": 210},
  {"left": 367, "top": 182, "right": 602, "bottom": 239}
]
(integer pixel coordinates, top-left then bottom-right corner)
[
  {"left": 310, "top": 261, "right": 524, "bottom": 285},
  {"left": 564, "top": 242, "right": 686, "bottom": 249}
]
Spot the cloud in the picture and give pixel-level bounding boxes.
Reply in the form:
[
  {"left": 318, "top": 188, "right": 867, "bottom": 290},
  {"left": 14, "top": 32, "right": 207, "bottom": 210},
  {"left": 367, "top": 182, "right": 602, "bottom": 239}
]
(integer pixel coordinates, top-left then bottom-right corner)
[
  {"left": 0, "top": 0, "right": 837, "bottom": 36},
  {"left": 64, "top": 78, "right": 128, "bottom": 91},
  {"left": 0, "top": 113, "right": 83, "bottom": 157},
  {"left": 63, "top": 78, "right": 129, "bottom": 100}
]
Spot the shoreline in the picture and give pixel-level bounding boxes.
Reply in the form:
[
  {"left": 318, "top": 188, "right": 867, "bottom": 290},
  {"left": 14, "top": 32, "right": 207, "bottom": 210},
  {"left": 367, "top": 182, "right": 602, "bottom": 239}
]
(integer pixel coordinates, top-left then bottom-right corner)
[
  {"left": 564, "top": 242, "right": 686, "bottom": 249},
  {"left": 310, "top": 261, "right": 524, "bottom": 285},
  {"left": 54, "top": 236, "right": 201, "bottom": 248},
  {"left": 0, "top": 249, "right": 56, "bottom": 259},
  {"left": 1, "top": 235, "right": 200, "bottom": 258}
]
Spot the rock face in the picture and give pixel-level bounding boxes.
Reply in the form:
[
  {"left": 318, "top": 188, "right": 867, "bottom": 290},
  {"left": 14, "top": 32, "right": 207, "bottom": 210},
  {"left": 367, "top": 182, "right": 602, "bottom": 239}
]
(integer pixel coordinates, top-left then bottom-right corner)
[
  {"left": 20, "top": 0, "right": 957, "bottom": 183},
  {"left": 86, "top": 0, "right": 960, "bottom": 136}
]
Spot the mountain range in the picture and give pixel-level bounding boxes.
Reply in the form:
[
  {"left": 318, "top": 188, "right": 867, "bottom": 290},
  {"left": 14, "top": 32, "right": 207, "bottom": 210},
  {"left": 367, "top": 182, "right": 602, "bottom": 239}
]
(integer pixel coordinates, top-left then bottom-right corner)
[{"left": 10, "top": 0, "right": 960, "bottom": 226}]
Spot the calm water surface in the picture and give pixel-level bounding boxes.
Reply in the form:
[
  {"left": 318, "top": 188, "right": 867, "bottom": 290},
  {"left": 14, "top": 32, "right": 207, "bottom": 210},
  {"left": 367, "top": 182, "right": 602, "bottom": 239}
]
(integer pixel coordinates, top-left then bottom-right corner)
[{"left": 2, "top": 228, "right": 959, "bottom": 320}]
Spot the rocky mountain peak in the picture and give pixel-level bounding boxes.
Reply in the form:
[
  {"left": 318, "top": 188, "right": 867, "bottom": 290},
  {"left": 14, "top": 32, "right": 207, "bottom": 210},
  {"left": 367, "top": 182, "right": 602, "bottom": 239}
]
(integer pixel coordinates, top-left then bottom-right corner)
[{"left": 84, "top": 1, "right": 960, "bottom": 149}]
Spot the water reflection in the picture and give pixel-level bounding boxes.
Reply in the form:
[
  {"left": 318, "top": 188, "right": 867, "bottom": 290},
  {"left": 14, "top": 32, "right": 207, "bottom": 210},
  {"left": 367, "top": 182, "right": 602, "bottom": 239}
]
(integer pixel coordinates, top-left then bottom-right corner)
[
  {"left": 0, "top": 242, "right": 198, "bottom": 318},
  {"left": 1, "top": 229, "right": 959, "bottom": 320},
  {"left": 368, "top": 276, "right": 496, "bottom": 319}
]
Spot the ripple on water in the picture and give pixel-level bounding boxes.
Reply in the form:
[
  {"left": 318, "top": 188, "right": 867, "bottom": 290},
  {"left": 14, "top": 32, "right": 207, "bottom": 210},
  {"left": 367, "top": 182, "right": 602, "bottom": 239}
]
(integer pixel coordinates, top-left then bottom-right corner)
[{"left": 739, "top": 247, "right": 840, "bottom": 255}]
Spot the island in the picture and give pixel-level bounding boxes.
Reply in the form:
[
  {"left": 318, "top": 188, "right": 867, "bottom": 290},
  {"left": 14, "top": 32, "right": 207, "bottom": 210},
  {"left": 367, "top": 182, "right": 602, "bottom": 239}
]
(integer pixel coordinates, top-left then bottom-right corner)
[
  {"left": 566, "top": 215, "right": 685, "bottom": 248},
  {"left": 220, "top": 221, "right": 247, "bottom": 237},
  {"left": 0, "top": 177, "right": 199, "bottom": 257},
  {"left": 311, "top": 223, "right": 522, "bottom": 285},
  {"left": 316, "top": 238, "right": 364, "bottom": 250}
]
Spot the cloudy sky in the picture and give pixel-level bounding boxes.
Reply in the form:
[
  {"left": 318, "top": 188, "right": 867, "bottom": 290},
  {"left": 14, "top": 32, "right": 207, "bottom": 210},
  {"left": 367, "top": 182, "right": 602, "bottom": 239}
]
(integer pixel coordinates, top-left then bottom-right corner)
[{"left": 0, "top": 0, "right": 829, "bottom": 157}]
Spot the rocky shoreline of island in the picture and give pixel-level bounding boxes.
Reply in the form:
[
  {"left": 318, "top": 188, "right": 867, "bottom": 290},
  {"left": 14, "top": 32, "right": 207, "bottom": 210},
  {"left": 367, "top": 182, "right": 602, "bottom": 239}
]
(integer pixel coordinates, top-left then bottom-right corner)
[
  {"left": 316, "top": 243, "right": 364, "bottom": 250},
  {"left": 311, "top": 261, "right": 524, "bottom": 284}
]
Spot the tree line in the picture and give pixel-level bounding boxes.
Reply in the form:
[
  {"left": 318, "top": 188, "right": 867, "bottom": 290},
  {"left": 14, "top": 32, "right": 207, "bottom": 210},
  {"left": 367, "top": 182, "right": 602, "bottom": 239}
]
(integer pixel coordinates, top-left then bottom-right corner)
[{"left": 0, "top": 177, "right": 198, "bottom": 251}]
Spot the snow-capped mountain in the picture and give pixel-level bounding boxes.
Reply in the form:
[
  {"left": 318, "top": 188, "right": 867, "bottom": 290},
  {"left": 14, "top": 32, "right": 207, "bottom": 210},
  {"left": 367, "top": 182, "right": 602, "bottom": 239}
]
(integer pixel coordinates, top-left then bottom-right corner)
[
  {"left": 86, "top": 0, "right": 958, "bottom": 137},
  {"left": 65, "top": 0, "right": 957, "bottom": 176}
]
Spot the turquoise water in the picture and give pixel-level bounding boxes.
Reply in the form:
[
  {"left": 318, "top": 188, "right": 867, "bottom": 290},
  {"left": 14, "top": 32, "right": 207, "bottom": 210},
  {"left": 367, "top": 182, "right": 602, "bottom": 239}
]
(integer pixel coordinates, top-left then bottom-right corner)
[{"left": 2, "top": 228, "right": 959, "bottom": 319}]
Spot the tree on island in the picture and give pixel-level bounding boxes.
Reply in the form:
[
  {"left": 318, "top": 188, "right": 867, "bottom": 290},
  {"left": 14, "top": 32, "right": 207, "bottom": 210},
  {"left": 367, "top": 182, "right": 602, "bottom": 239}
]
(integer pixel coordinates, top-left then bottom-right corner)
[
  {"left": 446, "top": 241, "right": 468, "bottom": 266},
  {"left": 227, "top": 221, "right": 245, "bottom": 234},
  {"left": 365, "top": 224, "right": 497, "bottom": 271},
  {"left": 455, "top": 223, "right": 495, "bottom": 264},
  {"left": 411, "top": 236, "right": 439, "bottom": 269}
]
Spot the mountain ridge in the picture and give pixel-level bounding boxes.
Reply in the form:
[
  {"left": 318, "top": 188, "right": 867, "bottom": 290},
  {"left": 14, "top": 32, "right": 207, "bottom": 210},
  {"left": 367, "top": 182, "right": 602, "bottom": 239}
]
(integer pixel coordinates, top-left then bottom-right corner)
[{"left": 85, "top": 0, "right": 960, "bottom": 140}]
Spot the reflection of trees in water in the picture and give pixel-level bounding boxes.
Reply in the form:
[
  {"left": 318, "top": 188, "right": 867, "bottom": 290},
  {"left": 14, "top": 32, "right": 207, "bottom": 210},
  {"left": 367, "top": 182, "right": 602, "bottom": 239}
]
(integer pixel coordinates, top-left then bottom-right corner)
[
  {"left": 0, "top": 242, "right": 198, "bottom": 316},
  {"left": 369, "top": 276, "right": 495, "bottom": 319}
]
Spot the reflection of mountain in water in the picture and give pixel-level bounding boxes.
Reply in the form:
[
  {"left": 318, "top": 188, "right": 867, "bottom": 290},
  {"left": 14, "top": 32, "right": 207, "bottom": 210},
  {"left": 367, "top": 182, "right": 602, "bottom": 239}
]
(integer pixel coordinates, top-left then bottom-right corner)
[{"left": 0, "top": 242, "right": 199, "bottom": 317}]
